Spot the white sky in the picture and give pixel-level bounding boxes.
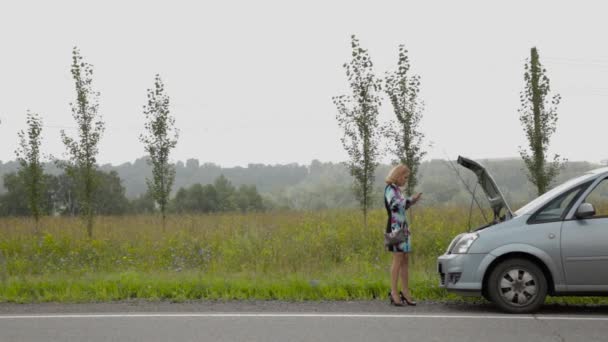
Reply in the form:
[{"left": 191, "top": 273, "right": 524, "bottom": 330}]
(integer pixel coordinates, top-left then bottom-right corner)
[{"left": 1, "top": 0, "right": 607, "bottom": 167}]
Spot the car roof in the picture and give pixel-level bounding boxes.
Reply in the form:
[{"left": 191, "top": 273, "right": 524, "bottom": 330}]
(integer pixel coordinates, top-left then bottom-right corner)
[
  {"left": 514, "top": 170, "right": 601, "bottom": 216},
  {"left": 588, "top": 167, "right": 608, "bottom": 175}
]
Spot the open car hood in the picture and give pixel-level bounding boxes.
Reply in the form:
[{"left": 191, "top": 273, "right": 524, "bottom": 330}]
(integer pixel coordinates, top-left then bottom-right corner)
[{"left": 457, "top": 156, "right": 513, "bottom": 222}]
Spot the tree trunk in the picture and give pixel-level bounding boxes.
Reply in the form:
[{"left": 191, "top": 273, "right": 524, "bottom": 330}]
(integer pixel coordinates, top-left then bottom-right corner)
[
  {"left": 34, "top": 217, "right": 40, "bottom": 237},
  {"left": 530, "top": 48, "right": 546, "bottom": 196},
  {"left": 86, "top": 214, "right": 93, "bottom": 238}
]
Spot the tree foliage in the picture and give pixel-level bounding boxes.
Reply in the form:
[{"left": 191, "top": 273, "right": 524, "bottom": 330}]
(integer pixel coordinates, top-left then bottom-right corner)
[
  {"left": 0, "top": 173, "right": 37, "bottom": 216},
  {"left": 518, "top": 47, "right": 565, "bottom": 195},
  {"left": 171, "top": 176, "right": 264, "bottom": 214},
  {"left": 213, "top": 175, "right": 237, "bottom": 212},
  {"left": 173, "top": 184, "right": 218, "bottom": 213},
  {"left": 59, "top": 47, "right": 105, "bottom": 237},
  {"left": 129, "top": 190, "right": 156, "bottom": 214},
  {"left": 333, "top": 35, "right": 382, "bottom": 227},
  {"left": 15, "top": 111, "right": 45, "bottom": 232},
  {"left": 139, "top": 75, "right": 179, "bottom": 230},
  {"left": 0, "top": 170, "right": 128, "bottom": 217},
  {"left": 235, "top": 184, "right": 265, "bottom": 213},
  {"left": 384, "top": 45, "right": 426, "bottom": 196}
]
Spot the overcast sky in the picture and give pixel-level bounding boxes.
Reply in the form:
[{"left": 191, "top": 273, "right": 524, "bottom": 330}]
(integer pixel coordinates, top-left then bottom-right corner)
[{"left": 1, "top": 0, "right": 607, "bottom": 167}]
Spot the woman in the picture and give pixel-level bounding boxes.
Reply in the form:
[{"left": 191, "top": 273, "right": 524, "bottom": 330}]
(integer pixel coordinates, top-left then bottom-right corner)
[{"left": 385, "top": 164, "right": 422, "bottom": 306}]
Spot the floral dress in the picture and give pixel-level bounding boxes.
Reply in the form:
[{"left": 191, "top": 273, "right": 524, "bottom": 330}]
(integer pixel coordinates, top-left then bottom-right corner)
[{"left": 384, "top": 184, "right": 413, "bottom": 253}]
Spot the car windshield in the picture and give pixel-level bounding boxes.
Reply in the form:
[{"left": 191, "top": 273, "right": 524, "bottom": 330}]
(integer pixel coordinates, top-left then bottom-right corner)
[{"left": 514, "top": 173, "right": 595, "bottom": 216}]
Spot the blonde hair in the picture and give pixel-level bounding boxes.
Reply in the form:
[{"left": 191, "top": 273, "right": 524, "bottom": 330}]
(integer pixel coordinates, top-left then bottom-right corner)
[{"left": 385, "top": 164, "right": 410, "bottom": 185}]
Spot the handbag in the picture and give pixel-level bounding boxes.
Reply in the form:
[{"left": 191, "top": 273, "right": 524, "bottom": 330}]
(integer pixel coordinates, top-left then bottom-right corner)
[{"left": 384, "top": 227, "right": 407, "bottom": 247}]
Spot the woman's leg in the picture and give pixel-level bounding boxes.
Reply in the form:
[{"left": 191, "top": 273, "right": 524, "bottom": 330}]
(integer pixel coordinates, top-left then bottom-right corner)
[
  {"left": 399, "top": 252, "right": 412, "bottom": 299},
  {"left": 391, "top": 252, "right": 404, "bottom": 301}
]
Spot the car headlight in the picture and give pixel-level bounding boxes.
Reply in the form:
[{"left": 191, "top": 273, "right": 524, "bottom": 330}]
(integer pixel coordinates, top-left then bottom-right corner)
[
  {"left": 446, "top": 233, "right": 464, "bottom": 254},
  {"left": 450, "top": 233, "right": 479, "bottom": 254}
]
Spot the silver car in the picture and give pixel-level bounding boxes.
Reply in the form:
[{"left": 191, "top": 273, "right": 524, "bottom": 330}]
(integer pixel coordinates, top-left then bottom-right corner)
[{"left": 437, "top": 156, "right": 608, "bottom": 313}]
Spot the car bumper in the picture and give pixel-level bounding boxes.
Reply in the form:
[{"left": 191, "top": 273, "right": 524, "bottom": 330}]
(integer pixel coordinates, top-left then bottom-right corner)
[{"left": 437, "top": 253, "right": 489, "bottom": 296}]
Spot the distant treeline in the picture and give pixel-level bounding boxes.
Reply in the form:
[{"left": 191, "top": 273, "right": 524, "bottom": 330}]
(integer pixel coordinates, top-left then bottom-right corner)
[
  {"left": 0, "top": 157, "right": 603, "bottom": 215},
  {"left": 0, "top": 168, "right": 266, "bottom": 217}
]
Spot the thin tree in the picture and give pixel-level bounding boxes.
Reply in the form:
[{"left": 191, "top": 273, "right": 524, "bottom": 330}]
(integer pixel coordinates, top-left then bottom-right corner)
[
  {"left": 333, "top": 35, "right": 382, "bottom": 228},
  {"left": 60, "top": 47, "right": 105, "bottom": 238},
  {"left": 139, "top": 75, "right": 179, "bottom": 231},
  {"left": 15, "top": 111, "right": 45, "bottom": 234},
  {"left": 518, "top": 47, "right": 565, "bottom": 195},
  {"left": 384, "top": 45, "right": 426, "bottom": 197}
]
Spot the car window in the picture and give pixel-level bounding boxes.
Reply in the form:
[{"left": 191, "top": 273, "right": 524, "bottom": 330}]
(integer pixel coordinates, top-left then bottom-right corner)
[
  {"left": 530, "top": 183, "right": 588, "bottom": 223},
  {"left": 515, "top": 173, "right": 594, "bottom": 215},
  {"left": 582, "top": 178, "right": 608, "bottom": 217}
]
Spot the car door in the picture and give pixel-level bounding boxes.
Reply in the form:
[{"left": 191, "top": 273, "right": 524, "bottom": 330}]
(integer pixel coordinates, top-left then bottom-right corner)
[
  {"left": 525, "top": 183, "right": 589, "bottom": 291},
  {"left": 561, "top": 177, "right": 608, "bottom": 291}
]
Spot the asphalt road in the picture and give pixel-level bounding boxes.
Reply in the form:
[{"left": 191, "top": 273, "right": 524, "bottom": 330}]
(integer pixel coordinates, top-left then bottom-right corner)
[{"left": 2, "top": 301, "right": 608, "bottom": 342}]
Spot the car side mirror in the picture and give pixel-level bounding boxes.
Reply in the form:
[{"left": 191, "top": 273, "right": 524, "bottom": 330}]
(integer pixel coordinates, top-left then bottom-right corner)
[{"left": 575, "top": 203, "right": 596, "bottom": 219}]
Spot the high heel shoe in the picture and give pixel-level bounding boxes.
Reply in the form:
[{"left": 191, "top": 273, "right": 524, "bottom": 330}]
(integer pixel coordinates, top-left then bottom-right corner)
[
  {"left": 399, "top": 291, "right": 417, "bottom": 306},
  {"left": 388, "top": 291, "right": 404, "bottom": 306}
]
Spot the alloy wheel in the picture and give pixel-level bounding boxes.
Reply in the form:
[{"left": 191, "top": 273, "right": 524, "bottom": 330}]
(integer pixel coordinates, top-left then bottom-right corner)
[{"left": 498, "top": 267, "right": 538, "bottom": 306}]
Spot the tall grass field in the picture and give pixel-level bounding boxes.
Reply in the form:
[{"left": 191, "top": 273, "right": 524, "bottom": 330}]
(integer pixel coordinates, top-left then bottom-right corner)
[{"left": 0, "top": 207, "right": 605, "bottom": 305}]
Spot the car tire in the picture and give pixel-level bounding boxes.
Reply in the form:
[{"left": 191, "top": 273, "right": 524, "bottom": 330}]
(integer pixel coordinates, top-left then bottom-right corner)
[
  {"left": 482, "top": 289, "right": 491, "bottom": 302},
  {"left": 487, "top": 258, "right": 547, "bottom": 314}
]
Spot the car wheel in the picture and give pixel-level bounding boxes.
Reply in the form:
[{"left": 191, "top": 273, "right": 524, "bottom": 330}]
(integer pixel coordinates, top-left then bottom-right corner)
[
  {"left": 482, "top": 289, "right": 491, "bottom": 302},
  {"left": 487, "top": 258, "right": 547, "bottom": 314}
]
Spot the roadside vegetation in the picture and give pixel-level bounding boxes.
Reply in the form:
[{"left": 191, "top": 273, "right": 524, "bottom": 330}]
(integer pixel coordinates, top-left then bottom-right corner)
[
  {"left": 0, "top": 207, "right": 477, "bottom": 302},
  {"left": 1, "top": 207, "right": 607, "bottom": 305}
]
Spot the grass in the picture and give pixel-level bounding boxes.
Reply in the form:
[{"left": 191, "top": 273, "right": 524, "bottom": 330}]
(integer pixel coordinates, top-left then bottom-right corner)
[
  {"left": 0, "top": 208, "right": 606, "bottom": 305},
  {"left": 0, "top": 271, "right": 459, "bottom": 303}
]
